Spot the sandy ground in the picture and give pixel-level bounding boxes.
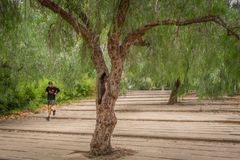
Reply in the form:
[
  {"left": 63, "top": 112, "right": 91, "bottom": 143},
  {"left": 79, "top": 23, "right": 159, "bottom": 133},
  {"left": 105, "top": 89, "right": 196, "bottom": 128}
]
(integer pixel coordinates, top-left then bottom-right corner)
[{"left": 0, "top": 90, "right": 240, "bottom": 160}]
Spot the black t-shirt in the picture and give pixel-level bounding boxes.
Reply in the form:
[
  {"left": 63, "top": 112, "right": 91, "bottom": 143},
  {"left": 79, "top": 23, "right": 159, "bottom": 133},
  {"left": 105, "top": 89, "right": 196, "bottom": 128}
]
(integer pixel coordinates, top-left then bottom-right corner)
[{"left": 46, "top": 86, "right": 60, "bottom": 100}]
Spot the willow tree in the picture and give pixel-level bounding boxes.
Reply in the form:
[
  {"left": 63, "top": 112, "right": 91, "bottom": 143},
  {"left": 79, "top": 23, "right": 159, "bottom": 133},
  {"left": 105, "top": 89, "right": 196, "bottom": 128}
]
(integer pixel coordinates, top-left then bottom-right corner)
[
  {"left": 0, "top": 0, "right": 27, "bottom": 112},
  {"left": 123, "top": 0, "right": 240, "bottom": 104},
  {"left": 37, "top": 0, "right": 240, "bottom": 155},
  {"left": 1, "top": 0, "right": 100, "bottom": 115}
]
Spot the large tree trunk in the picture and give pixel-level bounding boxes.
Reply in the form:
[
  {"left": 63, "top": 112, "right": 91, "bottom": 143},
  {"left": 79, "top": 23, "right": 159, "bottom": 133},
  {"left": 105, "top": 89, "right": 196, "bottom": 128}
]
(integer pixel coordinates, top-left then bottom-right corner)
[
  {"left": 90, "top": 55, "right": 123, "bottom": 155},
  {"left": 168, "top": 79, "right": 181, "bottom": 105},
  {"left": 90, "top": 89, "right": 117, "bottom": 155}
]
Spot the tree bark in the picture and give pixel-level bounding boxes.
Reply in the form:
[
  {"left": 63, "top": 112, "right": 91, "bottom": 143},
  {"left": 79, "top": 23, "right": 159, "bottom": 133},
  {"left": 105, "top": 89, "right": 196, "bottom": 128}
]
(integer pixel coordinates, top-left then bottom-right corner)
[
  {"left": 90, "top": 58, "right": 123, "bottom": 156},
  {"left": 168, "top": 79, "right": 181, "bottom": 105},
  {"left": 89, "top": 0, "right": 128, "bottom": 155},
  {"left": 90, "top": 82, "right": 118, "bottom": 155}
]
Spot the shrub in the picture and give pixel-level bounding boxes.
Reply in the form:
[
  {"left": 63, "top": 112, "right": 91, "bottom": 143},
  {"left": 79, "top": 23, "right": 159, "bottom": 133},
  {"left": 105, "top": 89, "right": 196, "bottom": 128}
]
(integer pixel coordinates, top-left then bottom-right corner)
[{"left": 0, "top": 76, "right": 95, "bottom": 115}]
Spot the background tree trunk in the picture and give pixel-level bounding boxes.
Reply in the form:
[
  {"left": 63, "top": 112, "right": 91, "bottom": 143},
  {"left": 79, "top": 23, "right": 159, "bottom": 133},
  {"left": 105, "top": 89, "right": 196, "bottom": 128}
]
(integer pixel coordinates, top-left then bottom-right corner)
[{"left": 168, "top": 79, "right": 181, "bottom": 105}]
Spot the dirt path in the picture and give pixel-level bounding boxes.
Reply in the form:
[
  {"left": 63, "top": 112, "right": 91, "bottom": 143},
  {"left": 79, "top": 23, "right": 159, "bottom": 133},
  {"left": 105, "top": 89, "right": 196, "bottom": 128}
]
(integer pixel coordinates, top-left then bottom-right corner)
[{"left": 0, "top": 90, "right": 240, "bottom": 160}]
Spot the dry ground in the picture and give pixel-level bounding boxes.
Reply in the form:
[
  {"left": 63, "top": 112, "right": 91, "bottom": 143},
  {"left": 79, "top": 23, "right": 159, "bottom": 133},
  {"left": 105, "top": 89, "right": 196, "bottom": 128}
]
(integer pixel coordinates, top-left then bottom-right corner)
[{"left": 0, "top": 90, "right": 240, "bottom": 160}]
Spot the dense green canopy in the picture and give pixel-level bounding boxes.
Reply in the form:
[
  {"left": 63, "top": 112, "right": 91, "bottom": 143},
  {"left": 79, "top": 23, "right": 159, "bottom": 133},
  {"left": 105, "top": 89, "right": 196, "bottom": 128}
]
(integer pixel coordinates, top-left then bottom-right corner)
[
  {"left": 0, "top": 0, "right": 239, "bottom": 113},
  {"left": 0, "top": 0, "right": 95, "bottom": 114},
  {"left": 123, "top": 0, "right": 240, "bottom": 98}
]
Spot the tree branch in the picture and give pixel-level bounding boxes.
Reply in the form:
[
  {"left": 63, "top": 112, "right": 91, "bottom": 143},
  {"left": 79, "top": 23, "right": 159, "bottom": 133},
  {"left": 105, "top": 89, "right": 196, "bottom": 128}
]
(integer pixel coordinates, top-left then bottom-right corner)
[
  {"left": 133, "top": 38, "right": 150, "bottom": 47},
  {"left": 70, "top": 4, "right": 91, "bottom": 28},
  {"left": 79, "top": 11, "right": 90, "bottom": 28},
  {"left": 95, "top": 0, "right": 102, "bottom": 33},
  {"left": 121, "top": 15, "right": 240, "bottom": 58},
  {"left": 37, "top": 0, "right": 90, "bottom": 40},
  {"left": 111, "top": 0, "right": 130, "bottom": 35},
  {"left": 38, "top": 0, "right": 108, "bottom": 74},
  {"left": 107, "top": 0, "right": 130, "bottom": 67}
]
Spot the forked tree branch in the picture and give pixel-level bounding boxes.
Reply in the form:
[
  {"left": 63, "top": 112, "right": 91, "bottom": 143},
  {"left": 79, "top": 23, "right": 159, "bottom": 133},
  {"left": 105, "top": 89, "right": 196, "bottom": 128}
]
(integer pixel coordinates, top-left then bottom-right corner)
[
  {"left": 111, "top": 0, "right": 130, "bottom": 35},
  {"left": 121, "top": 15, "right": 240, "bottom": 58},
  {"left": 107, "top": 0, "right": 130, "bottom": 66}
]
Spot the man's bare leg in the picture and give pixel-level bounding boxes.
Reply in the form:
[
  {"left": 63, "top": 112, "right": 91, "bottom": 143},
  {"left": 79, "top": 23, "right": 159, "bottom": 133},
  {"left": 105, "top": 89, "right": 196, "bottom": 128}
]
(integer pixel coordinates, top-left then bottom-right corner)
[
  {"left": 52, "top": 105, "right": 56, "bottom": 116},
  {"left": 47, "top": 105, "right": 52, "bottom": 121}
]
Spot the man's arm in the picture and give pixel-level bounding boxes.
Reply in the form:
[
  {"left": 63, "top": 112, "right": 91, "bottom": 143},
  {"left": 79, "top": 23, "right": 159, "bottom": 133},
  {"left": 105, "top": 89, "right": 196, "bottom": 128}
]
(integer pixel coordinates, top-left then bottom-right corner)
[
  {"left": 55, "top": 87, "right": 60, "bottom": 94},
  {"left": 46, "top": 87, "right": 49, "bottom": 94}
]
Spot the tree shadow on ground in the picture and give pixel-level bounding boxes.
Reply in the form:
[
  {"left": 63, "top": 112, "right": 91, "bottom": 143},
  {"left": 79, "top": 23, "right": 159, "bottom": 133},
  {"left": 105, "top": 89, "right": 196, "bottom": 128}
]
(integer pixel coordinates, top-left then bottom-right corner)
[{"left": 69, "top": 147, "right": 137, "bottom": 160}]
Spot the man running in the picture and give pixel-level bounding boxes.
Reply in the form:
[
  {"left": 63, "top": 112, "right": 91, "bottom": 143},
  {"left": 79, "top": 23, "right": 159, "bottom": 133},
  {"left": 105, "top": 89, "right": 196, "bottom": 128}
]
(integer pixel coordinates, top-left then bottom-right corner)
[{"left": 46, "top": 81, "right": 60, "bottom": 121}]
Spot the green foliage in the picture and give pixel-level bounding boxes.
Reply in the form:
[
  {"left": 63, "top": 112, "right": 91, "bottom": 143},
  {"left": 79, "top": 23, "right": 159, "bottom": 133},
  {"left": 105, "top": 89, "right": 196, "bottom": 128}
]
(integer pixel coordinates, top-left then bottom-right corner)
[
  {"left": 0, "top": 76, "right": 95, "bottom": 115},
  {"left": 63, "top": 74, "right": 95, "bottom": 99},
  {"left": 123, "top": 0, "right": 240, "bottom": 98},
  {"left": 0, "top": 1, "right": 96, "bottom": 115},
  {"left": 1, "top": 0, "right": 240, "bottom": 115}
]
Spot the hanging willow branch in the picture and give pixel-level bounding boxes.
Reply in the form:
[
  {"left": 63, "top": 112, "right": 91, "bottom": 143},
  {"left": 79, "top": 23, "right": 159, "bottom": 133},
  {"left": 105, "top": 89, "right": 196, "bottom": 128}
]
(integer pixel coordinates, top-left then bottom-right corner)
[
  {"left": 121, "top": 15, "right": 240, "bottom": 58},
  {"left": 37, "top": 0, "right": 87, "bottom": 37},
  {"left": 37, "top": 0, "right": 108, "bottom": 74}
]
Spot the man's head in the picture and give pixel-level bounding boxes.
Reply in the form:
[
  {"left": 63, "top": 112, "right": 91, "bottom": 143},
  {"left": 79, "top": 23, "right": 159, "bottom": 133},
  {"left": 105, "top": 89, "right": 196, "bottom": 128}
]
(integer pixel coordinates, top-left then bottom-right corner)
[{"left": 48, "top": 81, "right": 53, "bottom": 87}]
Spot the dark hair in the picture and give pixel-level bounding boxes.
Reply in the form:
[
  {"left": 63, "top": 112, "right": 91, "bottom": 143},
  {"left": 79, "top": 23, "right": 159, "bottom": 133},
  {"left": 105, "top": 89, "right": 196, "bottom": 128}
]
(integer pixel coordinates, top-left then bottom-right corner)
[{"left": 48, "top": 81, "right": 53, "bottom": 85}]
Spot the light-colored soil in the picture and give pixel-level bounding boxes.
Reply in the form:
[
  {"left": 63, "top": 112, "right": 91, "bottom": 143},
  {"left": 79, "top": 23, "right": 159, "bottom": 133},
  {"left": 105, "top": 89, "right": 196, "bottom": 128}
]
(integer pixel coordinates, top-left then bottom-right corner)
[{"left": 0, "top": 90, "right": 240, "bottom": 160}]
